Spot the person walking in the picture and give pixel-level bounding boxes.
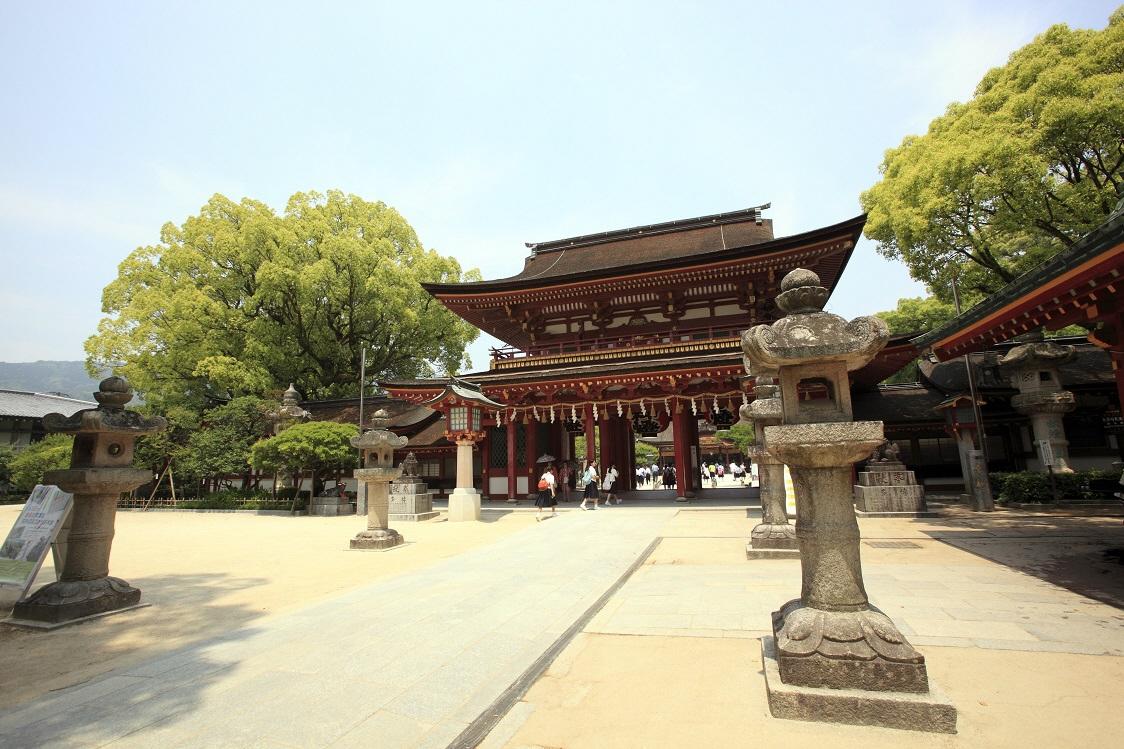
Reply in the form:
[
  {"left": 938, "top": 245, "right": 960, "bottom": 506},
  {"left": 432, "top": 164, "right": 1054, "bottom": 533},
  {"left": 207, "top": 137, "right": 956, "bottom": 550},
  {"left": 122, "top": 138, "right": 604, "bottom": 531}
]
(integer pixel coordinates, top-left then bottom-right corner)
[
  {"left": 559, "top": 461, "right": 573, "bottom": 502},
  {"left": 579, "top": 460, "right": 600, "bottom": 510},
  {"left": 602, "top": 463, "right": 620, "bottom": 504},
  {"left": 535, "top": 463, "right": 557, "bottom": 521}
]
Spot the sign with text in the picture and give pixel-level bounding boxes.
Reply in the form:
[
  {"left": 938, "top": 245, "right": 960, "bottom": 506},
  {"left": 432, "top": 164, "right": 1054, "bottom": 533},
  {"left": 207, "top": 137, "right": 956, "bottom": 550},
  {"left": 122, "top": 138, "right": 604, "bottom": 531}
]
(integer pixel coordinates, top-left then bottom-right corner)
[
  {"left": 1036, "top": 439, "right": 1056, "bottom": 468},
  {"left": 0, "top": 485, "right": 73, "bottom": 596}
]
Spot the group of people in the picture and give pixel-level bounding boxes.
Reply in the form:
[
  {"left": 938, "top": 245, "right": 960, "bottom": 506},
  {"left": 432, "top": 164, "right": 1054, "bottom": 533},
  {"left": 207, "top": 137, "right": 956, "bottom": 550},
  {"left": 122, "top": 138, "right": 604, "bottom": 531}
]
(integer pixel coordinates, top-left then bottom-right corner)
[
  {"left": 535, "top": 460, "right": 621, "bottom": 520},
  {"left": 534, "top": 457, "right": 754, "bottom": 518},
  {"left": 700, "top": 461, "right": 751, "bottom": 487}
]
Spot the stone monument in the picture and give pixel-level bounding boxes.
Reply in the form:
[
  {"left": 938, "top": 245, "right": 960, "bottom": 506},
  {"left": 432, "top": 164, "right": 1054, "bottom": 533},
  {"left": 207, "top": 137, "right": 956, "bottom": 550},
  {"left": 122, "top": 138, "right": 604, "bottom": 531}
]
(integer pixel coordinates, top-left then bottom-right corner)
[
  {"left": 350, "top": 409, "right": 407, "bottom": 550},
  {"left": 999, "top": 339, "right": 1077, "bottom": 472},
  {"left": 309, "top": 490, "right": 355, "bottom": 517},
  {"left": 742, "top": 367, "right": 798, "bottom": 560},
  {"left": 10, "top": 377, "right": 166, "bottom": 627},
  {"left": 742, "top": 269, "right": 956, "bottom": 733},
  {"left": 853, "top": 440, "right": 929, "bottom": 516},
  {"left": 389, "top": 452, "right": 440, "bottom": 522}
]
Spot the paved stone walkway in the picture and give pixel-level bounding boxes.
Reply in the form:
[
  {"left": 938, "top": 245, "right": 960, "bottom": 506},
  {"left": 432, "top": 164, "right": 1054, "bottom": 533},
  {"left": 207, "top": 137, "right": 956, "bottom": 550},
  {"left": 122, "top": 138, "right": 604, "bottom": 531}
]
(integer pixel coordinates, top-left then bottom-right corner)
[
  {"left": 588, "top": 542, "right": 1124, "bottom": 655},
  {"left": 0, "top": 508, "right": 674, "bottom": 748}
]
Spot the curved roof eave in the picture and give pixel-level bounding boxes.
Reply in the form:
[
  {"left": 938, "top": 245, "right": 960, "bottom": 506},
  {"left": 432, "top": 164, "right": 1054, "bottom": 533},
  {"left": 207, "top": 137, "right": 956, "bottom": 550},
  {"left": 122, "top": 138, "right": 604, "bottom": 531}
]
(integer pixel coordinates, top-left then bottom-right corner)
[{"left": 422, "top": 214, "right": 867, "bottom": 297}]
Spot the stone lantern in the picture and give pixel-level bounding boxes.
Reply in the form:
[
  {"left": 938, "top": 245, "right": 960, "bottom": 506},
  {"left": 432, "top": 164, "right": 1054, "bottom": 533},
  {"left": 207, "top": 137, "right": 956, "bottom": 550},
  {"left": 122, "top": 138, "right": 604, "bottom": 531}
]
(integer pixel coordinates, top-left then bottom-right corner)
[
  {"left": 12, "top": 377, "right": 165, "bottom": 626},
  {"left": 741, "top": 366, "right": 798, "bottom": 560},
  {"left": 420, "top": 380, "right": 505, "bottom": 522},
  {"left": 742, "top": 269, "right": 955, "bottom": 733},
  {"left": 934, "top": 394, "right": 994, "bottom": 510},
  {"left": 350, "top": 409, "right": 408, "bottom": 550},
  {"left": 998, "top": 340, "right": 1077, "bottom": 472}
]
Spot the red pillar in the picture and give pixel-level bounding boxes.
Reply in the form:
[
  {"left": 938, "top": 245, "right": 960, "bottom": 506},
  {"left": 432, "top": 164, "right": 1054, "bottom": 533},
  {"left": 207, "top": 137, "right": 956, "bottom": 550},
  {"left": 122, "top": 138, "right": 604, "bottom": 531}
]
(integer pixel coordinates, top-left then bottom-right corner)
[
  {"left": 481, "top": 430, "right": 491, "bottom": 499},
  {"left": 584, "top": 405, "right": 596, "bottom": 465},
  {"left": 672, "top": 404, "right": 691, "bottom": 499},
  {"left": 526, "top": 416, "right": 539, "bottom": 498},
  {"left": 598, "top": 410, "right": 612, "bottom": 477},
  {"left": 625, "top": 417, "right": 636, "bottom": 490},
  {"left": 506, "top": 419, "right": 517, "bottom": 501}
]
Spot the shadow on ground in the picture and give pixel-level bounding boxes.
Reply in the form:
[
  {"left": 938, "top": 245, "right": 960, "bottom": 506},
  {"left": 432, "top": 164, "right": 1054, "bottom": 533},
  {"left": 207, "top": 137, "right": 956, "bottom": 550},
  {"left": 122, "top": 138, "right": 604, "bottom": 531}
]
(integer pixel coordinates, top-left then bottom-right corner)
[
  {"left": 0, "top": 571, "right": 269, "bottom": 719},
  {"left": 921, "top": 511, "right": 1124, "bottom": 609}
]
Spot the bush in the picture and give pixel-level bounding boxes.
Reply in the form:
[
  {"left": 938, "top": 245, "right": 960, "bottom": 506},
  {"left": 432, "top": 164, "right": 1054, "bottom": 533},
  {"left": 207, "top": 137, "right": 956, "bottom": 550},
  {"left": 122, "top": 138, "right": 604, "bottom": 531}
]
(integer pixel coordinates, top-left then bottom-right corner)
[
  {"left": 175, "top": 488, "right": 308, "bottom": 511},
  {"left": 9, "top": 435, "right": 72, "bottom": 491},
  {"left": 990, "top": 469, "right": 1121, "bottom": 504}
]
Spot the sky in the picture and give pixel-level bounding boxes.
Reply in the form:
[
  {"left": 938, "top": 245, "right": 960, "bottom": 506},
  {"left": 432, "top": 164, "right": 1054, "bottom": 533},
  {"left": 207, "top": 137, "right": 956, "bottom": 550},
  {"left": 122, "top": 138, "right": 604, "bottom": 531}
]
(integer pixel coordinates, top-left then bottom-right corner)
[{"left": 0, "top": 1, "right": 1118, "bottom": 373}]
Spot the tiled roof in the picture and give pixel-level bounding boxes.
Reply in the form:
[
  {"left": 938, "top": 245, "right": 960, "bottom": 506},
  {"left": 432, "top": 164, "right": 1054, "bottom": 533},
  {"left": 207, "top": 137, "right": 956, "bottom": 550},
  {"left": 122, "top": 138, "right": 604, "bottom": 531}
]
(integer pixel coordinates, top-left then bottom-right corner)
[{"left": 0, "top": 390, "right": 95, "bottom": 419}]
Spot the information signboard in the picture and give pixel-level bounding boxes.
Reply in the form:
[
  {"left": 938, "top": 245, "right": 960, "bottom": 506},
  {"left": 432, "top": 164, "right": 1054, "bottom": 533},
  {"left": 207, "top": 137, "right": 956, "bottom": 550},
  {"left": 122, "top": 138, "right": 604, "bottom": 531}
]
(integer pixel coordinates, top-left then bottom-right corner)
[
  {"left": 1036, "top": 439, "right": 1056, "bottom": 468},
  {"left": 0, "top": 485, "right": 73, "bottom": 596}
]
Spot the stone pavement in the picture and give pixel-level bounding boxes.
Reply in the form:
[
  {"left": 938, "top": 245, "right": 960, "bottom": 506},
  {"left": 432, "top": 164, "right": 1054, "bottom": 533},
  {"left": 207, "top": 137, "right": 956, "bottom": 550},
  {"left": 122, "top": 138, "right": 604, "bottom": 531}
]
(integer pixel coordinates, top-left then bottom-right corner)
[{"left": 0, "top": 508, "right": 675, "bottom": 748}]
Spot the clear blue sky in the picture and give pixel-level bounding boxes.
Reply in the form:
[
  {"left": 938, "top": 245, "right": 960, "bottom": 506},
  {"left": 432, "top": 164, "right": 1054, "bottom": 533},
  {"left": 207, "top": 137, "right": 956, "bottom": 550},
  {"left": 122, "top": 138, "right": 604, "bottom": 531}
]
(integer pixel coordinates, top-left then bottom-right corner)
[{"left": 0, "top": 1, "right": 1117, "bottom": 371}]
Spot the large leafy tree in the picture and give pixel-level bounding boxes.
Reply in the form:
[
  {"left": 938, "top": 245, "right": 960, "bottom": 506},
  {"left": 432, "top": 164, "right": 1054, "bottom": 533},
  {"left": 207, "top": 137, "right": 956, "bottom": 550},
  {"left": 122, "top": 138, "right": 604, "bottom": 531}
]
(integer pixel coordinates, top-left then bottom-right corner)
[
  {"left": 8, "top": 435, "right": 73, "bottom": 492},
  {"left": 179, "top": 396, "right": 274, "bottom": 491},
  {"left": 875, "top": 296, "right": 958, "bottom": 336},
  {"left": 862, "top": 9, "right": 1124, "bottom": 301},
  {"left": 249, "top": 421, "right": 358, "bottom": 496},
  {"left": 87, "top": 190, "right": 480, "bottom": 409}
]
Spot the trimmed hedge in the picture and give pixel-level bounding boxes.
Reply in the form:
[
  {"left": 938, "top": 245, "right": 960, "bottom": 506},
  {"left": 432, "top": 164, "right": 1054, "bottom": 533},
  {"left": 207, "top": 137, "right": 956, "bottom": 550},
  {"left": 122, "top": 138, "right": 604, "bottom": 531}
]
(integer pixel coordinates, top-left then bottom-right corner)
[
  {"left": 989, "top": 469, "right": 1120, "bottom": 504},
  {"left": 174, "top": 488, "right": 309, "bottom": 511}
]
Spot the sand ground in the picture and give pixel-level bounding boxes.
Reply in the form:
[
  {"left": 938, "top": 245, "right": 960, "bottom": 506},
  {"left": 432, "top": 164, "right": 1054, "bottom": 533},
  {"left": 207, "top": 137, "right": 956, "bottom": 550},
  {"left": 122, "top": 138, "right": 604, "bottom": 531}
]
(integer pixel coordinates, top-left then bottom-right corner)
[
  {"left": 2, "top": 501, "right": 1122, "bottom": 748},
  {"left": 0, "top": 505, "right": 537, "bottom": 711}
]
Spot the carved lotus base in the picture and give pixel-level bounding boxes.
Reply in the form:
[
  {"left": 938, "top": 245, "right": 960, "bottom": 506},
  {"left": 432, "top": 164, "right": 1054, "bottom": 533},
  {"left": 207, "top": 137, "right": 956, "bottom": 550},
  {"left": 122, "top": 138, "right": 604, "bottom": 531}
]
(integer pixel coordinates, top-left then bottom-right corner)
[
  {"left": 350, "top": 528, "right": 404, "bottom": 550},
  {"left": 750, "top": 522, "right": 798, "bottom": 550},
  {"left": 12, "top": 576, "right": 141, "bottom": 624},
  {"left": 772, "top": 599, "right": 929, "bottom": 693}
]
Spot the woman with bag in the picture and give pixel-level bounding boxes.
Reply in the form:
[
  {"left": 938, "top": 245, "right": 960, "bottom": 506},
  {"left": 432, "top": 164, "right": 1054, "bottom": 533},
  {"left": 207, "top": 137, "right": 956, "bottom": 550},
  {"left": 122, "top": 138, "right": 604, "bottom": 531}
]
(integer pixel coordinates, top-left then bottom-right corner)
[
  {"left": 579, "top": 461, "right": 600, "bottom": 510},
  {"left": 535, "top": 464, "right": 557, "bottom": 521}
]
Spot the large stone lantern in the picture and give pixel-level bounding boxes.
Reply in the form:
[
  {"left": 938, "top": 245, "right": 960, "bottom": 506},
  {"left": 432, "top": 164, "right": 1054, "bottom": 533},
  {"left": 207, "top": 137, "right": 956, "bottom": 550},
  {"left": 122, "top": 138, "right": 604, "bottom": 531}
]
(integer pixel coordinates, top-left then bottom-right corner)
[
  {"left": 742, "top": 269, "right": 954, "bottom": 732},
  {"left": 998, "top": 340, "right": 1077, "bottom": 472},
  {"left": 741, "top": 367, "right": 798, "bottom": 560},
  {"left": 12, "top": 377, "right": 165, "bottom": 626},
  {"left": 350, "top": 409, "right": 408, "bottom": 550},
  {"left": 420, "top": 380, "right": 505, "bottom": 522}
]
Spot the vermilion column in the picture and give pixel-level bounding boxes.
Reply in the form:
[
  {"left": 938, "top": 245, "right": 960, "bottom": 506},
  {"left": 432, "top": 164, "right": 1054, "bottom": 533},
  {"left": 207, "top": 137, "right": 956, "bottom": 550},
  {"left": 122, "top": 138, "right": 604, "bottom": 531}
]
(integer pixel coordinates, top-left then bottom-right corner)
[
  {"left": 598, "top": 410, "right": 613, "bottom": 477},
  {"left": 584, "top": 405, "right": 597, "bottom": 465},
  {"left": 506, "top": 419, "right": 517, "bottom": 502},
  {"left": 526, "top": 417, "right": 539, "bottom": 498},
  {"left": 481, "top": 430, "right": 491, "bottom": 498},
  {"left": 672, "top": 404, "right": 691, "bottom": 499},
  {"left": 625, "top": 417, "right": 636, "bottom": 490}
]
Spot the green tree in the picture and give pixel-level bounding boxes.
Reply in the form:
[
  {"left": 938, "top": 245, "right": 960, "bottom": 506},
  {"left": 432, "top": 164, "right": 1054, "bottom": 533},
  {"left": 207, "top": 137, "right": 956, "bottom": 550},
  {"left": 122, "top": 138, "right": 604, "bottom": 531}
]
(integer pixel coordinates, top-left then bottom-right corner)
[
  {"left": 633, "top": 439, "right": 659, "bottom": 466},
  {"left": 861, "top": 9, "right": 1124, "bottom": 301},
  {"left": 180, "top": 396, "right": 273, "bottom": 491},
  {"left": 720, "top": 422, "right": 755, "bottom": 457},
  {"left": 875, "top": 296, "right": 958, "bottom": 336},
  {"left": 9, "top": 435, "right": 73, "bottom": 492},
  {"left": 249, "top": 421, "right": 359, "bottom": 497},
  {"left": 87, "top": 191, "right": 481, "bottom": 411}
]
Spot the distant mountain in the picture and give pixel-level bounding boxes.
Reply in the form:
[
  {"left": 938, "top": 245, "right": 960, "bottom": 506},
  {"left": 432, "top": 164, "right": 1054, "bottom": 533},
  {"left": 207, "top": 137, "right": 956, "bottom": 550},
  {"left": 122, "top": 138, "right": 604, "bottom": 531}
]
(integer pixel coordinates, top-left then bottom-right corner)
[{"left": 0, "top": 361, "right": 109, "bottom": 399}]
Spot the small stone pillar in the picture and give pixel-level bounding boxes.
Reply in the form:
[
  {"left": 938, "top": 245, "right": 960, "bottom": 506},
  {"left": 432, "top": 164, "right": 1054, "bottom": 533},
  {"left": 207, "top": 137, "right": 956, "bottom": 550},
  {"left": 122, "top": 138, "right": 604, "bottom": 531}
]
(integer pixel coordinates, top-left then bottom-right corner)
[
  {"left": 742, "top": 269, "right": 955, "bottom": 733},
  {"left": 853, "top": 441, "right": 928, "bottom": 515},
  {"left": 743, "top": 369, "right": 798, "bottom": 559},
  {"left": 11, "top": 377, "right": 165, "bottom": 626},
  {"left": 389, "top": 453, "right": 439, "bottom": 521},
  {"left": 999, "top": 341, "right": 1077, "bottom": 472},
  {"left": 350, "top": 410, "right": 407, "bottom": 550}
]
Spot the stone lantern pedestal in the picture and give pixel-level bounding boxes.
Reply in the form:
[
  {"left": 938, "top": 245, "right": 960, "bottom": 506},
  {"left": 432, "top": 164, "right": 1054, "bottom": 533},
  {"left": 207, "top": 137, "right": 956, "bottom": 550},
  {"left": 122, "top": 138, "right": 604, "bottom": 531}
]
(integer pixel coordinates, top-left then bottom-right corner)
[
  {"left": 743, "top": 270, "right": 956, "bottom": 733},
  {"left": 350, "top": 410, "right": 407, "bottom": 551},
  {"left": 10, "top": 377, "right": 165, "bottom": 627},
  {"left": 743, "top": 371, "right": 798, "bottom": 560},
  {"left": 1000, "top": 340, "right": 1077, "bottom": 473}
]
